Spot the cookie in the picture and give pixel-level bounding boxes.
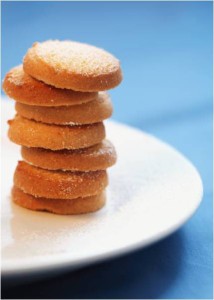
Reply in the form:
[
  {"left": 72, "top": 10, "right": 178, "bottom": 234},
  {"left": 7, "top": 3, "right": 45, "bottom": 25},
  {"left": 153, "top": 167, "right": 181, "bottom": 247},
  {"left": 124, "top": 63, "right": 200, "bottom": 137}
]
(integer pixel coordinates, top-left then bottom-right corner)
[
  {"left": 21, "top": 140, "right": 117, "bottom": 171},
  {"left": 8, "top": 115, "right": 105, "bottom": 150},
  {"left": 23, "top": 40, "right": 122, "bottom": 91},
  {"left": 2, "top": 65, "right": 97, "bottom": 106},
  {"left": 12, "top": 186, "right": 106, "bottom": 215},
  {"left": 14, "top": 161, "right": 108, "bottom": 199},
  {"left": 15, "top": 92, "right": 113, "bottom": 125}
]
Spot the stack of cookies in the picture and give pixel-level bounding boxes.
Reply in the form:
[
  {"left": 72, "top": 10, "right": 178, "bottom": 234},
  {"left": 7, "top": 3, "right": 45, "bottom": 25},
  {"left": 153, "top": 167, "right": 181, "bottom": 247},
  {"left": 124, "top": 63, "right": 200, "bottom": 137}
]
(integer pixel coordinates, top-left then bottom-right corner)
[{"left": 3, "top": 40, "right": 122, "bottom": 215}]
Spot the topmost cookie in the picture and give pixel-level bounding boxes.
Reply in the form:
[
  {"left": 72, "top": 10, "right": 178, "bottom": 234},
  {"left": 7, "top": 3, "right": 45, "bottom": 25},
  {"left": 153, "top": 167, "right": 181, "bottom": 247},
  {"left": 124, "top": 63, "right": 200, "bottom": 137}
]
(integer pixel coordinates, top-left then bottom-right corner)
[{"left": 23, "top": 40, "right": 123, "bottom": 92}]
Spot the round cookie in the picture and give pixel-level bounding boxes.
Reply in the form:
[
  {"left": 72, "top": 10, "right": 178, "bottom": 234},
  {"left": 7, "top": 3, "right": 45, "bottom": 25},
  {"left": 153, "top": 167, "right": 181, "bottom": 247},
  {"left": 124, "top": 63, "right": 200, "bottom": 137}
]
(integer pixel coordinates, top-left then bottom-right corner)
[
  {"left": 23, "top": 40, "right": 122, "bottom": 91},
  {"left": 21, "top": 140, "right": 117, "bottom": 171},
  {"left": 12, "top": 186, "right": 106, "bottom": 215},
  {"left": 8, "top": 115, "right": 105, "bottom": 150},
  {"left": 15, "top": 92, "right": 113, "bottom": 125},
  {"left": 2, "top": 65, "right": 97, "bottom": 106},
  {"left": 14, "top": 161, "right": 108, "bottom": 199}
]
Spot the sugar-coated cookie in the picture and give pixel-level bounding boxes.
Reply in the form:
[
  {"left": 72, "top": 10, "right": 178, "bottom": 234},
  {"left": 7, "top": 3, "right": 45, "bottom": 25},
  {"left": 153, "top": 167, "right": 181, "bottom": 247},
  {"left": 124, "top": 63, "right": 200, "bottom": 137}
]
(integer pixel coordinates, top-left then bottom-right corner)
[
  {"left": 14, "top": 161, "right": 108, "bottom": 199},
  {"left": 21, "top": 140, "right": 117, "bottom": 171},
  {"left": 3, "top": 65, "right": 97, "bottom": 106},
  {"left": 12, "top": 186, "right": 106, "bottom": 215},
  {"left": 15, "top": 92, "right": 113, "bottom": 125},
  {"left": 23, "top": 40, "right": 122, "bottom": 91},
  {"left": 8, "top": 115, "right": 105, "bottom": 150}
]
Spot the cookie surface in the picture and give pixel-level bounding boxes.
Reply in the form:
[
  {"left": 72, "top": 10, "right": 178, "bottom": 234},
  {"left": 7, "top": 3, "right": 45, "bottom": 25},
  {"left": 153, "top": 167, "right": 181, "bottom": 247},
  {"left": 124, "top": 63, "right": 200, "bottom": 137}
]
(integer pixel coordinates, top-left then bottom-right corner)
[
  {"left": 21, "top": 140, "right": 117, "bottom": 171},
  {"left": 8, "top": 115, "right": 105, "bottom": 150},
  {"left": 15, "top": 92, "right": 113, "bottom": 125},
  {"left": 2, "top": 65, "right": 97, "bottom": 106},
  {"left": 14, "top": 161, "right": 108, "bottom": 199},
  {"left": 12, "top": 186, "right": 106, "bottom": 215},
  {"left": 23, "top": 40, "right": 122, "bottom": 91}
]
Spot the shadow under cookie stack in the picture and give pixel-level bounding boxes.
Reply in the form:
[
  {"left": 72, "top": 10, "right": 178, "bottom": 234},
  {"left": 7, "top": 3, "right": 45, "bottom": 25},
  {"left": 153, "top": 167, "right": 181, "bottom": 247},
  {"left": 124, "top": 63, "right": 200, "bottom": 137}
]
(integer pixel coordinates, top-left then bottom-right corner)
[{"left": 3, "top": 40, "right": 122, "bottom": 215}]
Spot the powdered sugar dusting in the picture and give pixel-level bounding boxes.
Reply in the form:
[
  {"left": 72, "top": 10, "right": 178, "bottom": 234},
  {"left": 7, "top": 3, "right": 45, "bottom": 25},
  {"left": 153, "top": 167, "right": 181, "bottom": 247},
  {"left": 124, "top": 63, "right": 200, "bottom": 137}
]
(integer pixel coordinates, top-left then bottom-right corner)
[
  {"left": 31, "top": 40, "right": 120, "bottom": 76},
  {"left": 7, "top": 65, "right": 25, "bottom": 86}
]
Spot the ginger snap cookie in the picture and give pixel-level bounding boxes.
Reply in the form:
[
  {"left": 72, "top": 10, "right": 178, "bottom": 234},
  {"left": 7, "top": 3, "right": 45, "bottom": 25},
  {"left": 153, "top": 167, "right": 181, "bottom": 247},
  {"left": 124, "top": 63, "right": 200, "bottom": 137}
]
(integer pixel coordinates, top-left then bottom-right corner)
[
  {"left": 2, "top": 65, "right": 97, "bottom": 106},
  {"left": 23, "top": 40, "right": 122, "bottom": 91},
  {"left": 5, "top": 39, "right": 122, "bottom": 215},
  {"left": 8, "top": 115, "right": 105, "bottom": 150},
  {"left": 15, "top": 92, "right": 113, "bottom": 125},
  {"left": 21, "top": 140, "right": 117, "bottom": 171},
  {"left": 12, "top": 186, "right": 106, "bottom": 215},
  {"left": 14, "top": 161, "right": 108, "bottom": 199}
]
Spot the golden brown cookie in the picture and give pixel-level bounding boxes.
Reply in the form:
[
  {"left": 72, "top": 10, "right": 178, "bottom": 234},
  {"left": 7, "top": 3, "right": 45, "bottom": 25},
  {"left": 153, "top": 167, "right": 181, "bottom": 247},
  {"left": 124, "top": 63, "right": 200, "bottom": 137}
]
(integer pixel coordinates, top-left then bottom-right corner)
[
  {"left": 23, "top": 40, "right": 122, "bottom": 91},
  {"left": 14, "top": 161, "right": 108, "bottom": 199},
  {"left": 12, "top": 186, "right": 106, "bottom": 215},
  {"left": 2, "top": 65, "right": 97, "bottom": 106},
  {"left": 8, "top": 115, "right": 105, "bottom": 150},
  {"left": 15, "top": 92, "right": 113, "bottom": 125},
  {"left": 21, "top": 140, "right": 117, "bottom": 171}
]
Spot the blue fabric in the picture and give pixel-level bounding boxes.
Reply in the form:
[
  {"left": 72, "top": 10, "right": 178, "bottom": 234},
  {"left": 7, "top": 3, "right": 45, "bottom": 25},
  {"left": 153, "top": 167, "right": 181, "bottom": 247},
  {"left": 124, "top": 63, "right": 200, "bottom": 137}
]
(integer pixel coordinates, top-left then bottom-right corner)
[{"left": 2, "top": 2, "right": 213, "bottom": 299}]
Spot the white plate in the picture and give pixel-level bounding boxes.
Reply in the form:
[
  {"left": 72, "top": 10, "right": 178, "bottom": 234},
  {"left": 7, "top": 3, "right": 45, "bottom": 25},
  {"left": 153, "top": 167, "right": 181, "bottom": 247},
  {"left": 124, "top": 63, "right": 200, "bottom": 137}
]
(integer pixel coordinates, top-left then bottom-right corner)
[{"left": 1, "top": 100, "right": 203, "bottom": 277}]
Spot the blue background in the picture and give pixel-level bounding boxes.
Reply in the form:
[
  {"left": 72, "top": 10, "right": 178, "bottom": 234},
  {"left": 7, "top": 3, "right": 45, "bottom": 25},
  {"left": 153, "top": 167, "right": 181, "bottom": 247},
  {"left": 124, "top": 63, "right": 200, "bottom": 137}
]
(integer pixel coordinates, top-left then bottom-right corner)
[{"left": 2, "top": 1, "right": 213, "bottom": 299}]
